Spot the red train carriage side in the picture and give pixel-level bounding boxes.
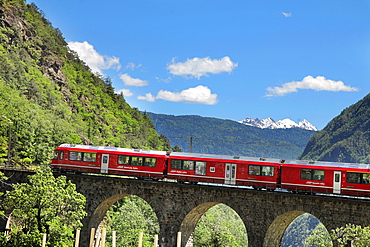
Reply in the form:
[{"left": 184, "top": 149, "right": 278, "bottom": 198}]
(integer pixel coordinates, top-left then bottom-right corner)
[
  {"left": 340, "top": 164, "right": 370, "bottom": 196},
  {"left": 279, "top": 160, "right": 370, "bottom": 196},
  {"left": 236, "top": 159, "right": 280, "bottom": 190},
  {"left": 51, "top": 144, "right": 167, "bottom": 179},
  {"left": 280, "top": 162, "right": 342, "bottom": 194},
  {"left": 167, "top": 152, "right": 280, "bottom": 189}
]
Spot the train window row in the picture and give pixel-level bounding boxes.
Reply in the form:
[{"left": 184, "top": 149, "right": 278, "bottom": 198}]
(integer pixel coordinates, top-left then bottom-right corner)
[
  {"left": 301, "top": 169, "right": 324, "bottom": 181},
  {"left": 53, "top": 151, "right": 64, "bottom": 160},
  {"left": 248, "top": 165, "right": 274, "bottom": 177},
  {"left": 118, "top": 155, "right": 156, "bottom": 167},
  {"left": 347, "top": 172, "right": 370, "bottom": 184},
  {"left": 170, "top": 160, "right": 207, "bottom": 175},
  {"left": 69, "top": 151, "right": 97, "bottom": 162}
]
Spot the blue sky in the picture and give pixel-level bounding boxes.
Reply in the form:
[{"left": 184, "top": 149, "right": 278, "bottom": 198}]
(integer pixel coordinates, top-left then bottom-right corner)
[{"left": 27, "top": 0, "right": 370, "bottom": 130}]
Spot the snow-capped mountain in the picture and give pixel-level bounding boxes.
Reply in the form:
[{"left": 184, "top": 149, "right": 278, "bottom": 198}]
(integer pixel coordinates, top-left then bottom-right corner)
[{"left": 239, "top": 118, "right": 318, "bottom": 131}]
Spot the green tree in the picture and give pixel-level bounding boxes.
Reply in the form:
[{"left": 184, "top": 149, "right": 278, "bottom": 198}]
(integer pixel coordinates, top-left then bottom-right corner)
[
  {"left": 303, "top": 223, "right": 333, "bottom": 247},
  {"left": 105, "top": 196, "right": 159, "bottom": 247},
  {"left": 172, "top": 145, "right": 182, "bottom": 152},
  {"left": 3, "top": 167, "right": 86, "bottom": 246},
  {"left": 305, "top": 224, "right": 370, "bottom": 247},
  {"left": 193, "top": 204, "right": 248, "bottom": 247}
]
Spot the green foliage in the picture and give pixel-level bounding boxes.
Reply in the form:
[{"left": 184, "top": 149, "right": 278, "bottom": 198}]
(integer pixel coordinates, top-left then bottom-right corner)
[
  {"left": 193, "top": 204, "right": 248, "bottom": 247},
  {"left": 3, "top": 167, "right": 87, "bottom": 246},
  {"left": 0, "top": 1, "right": 170, "bottom": 166},
  {"left": 105, "top": 196, "right": 159, "bottom": 247},
  {"left": 299, "top": 93, "right": 370, "bottom": 163},
  {"left": 282, "top": 213, "right": 331, "bottom": 247},
  {"left": 148, "top": 113, "right": 316, "bottom": 159},
  {"left": 2, "top": 231, "right": 44, "bottom": 247},
  {"left": 305, "top": 224, "right": 370, "bottom": 247},
  {"left": 304, "top": 224, "right": 334, "bottom": 247}
]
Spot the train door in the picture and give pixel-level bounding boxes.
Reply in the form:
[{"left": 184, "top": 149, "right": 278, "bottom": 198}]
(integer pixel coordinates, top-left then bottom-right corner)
[
  {"left": 101, "top": 154, "right": 109, "bottom": 173},
  {"left": 333, "top": 171, "right": 341, "bottom": 194},
  {"left": 225, "top": 163, "right": 237, "bottom": 185}
]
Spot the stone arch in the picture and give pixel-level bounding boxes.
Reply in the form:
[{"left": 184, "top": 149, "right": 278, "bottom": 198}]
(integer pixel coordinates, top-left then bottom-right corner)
[
  {"left": 179, "top": 202, "right": 220, "bottom": 246},
  {"left": 263, "top": 210, "right": 306, "bottom": 247},
  {"left": 87, "top": 192, "right": 161, "bottom": 245},
  {"left": 88, "top": 194, "right": 129, "bottom": 230},
  {"left": 179, "top": 202, "right": 248, "bottom": 247}
]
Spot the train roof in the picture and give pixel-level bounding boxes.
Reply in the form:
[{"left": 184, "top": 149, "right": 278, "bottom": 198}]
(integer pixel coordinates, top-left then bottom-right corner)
[
  {"left": 170, "top": 151, "right": 370, "bottom": 170},
  {"left": 58, "top": 144, "right": 168, "bottom": 156}
]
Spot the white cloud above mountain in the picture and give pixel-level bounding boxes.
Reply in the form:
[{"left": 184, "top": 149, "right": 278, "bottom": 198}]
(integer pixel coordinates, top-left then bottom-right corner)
[
  {"left": 68, "top": 41, "right": 121, "bottom": 75},
  {"left": 138, "top": 85, "right": 218, "bottom": 105},
  {"left": 137, "top": 93, "right": 156, "bottom": 102},
  {"left": 167, "top": 56, "right": 238, "bottom": 79},
  {"left": 265, "top": 75, "right": 359, "bottom": 97},
  {"left": 115, "top": 89, "right": 133, "bottom": 97},
  {"left": 120, "top": 73, "right": 148, "bottom": 87}
]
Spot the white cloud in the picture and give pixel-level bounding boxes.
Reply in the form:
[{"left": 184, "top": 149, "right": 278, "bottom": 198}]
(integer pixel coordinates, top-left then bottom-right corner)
[
  {"left": 138, "top": 85, "right": 218, "bottom": 105},
  {"left": 265, "top": 75, "right": 359, "bottom": 97},
  {"left": 126, "top": 62, "right": 142, "bottom": 70},
  {"left": 68, "top": 41, "right": 121, "bottom": 74},
  {"left": 167, "top": 56, "right": 238, "bottom": 79},
  {"left": 137, "top": 93, "right": 156, "bottom": 102},
  {"left": 116, "top": 89, "right": 133, "bottom": 97},
  {"left": 120, "top": 73, "right": 148, "bottom": 87},
  {"left": 155, "top": 77, "right": 172, "bottom": 83},
  {"left": 282, "top": 12, "right": 292, "bottom": 17}
]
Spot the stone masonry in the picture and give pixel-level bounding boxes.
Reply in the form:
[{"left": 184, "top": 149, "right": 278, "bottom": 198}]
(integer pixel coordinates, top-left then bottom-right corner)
[{"left": 2, "top": 169, "right": 370, "bottom": 246}]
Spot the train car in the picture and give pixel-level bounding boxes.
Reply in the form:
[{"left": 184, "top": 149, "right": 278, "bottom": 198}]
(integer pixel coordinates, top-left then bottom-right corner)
[
  {"left": 340, "top": 163, "right": 370, "bottom": 196},
  {"left": 167, "top": 152, "right": 281, "bottom": 189},
  {"left": 51, "top": 144, "right": 167, "bottom": 179},
  {"left": 279, "top": 160, "right": 370, "bottom": 195}
]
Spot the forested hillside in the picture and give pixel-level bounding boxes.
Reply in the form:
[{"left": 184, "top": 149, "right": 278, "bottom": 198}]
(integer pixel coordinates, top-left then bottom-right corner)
[
  {"left": 148, "top": 113, "right": 316, "bottom": 159},
  {"left": 0, "top": 0, "right": 169, "bottom": 165},
  {"left": 299, "top": 93, "right": 370, "bottom": 163}
]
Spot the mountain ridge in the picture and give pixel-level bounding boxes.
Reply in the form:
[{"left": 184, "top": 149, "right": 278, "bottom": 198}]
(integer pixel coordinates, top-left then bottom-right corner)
[
  {"left": 148, "top": 112, "right": 316, "bottom": 159},
  {"left": 299, "top": 93, "right": 370, "bottom": 163},
  {"left": 239, "top": 117, "right": 318, "bottom": 131}
]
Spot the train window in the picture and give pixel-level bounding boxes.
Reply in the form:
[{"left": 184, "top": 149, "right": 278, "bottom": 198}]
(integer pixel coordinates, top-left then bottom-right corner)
[
  {"left": 300, "top": 169, "right": 324, "bottom": 181},
  {"left": 195, "top": 161, "right": 206, "bottom": 175},
  {"left": 170, "top": 160, "right": 195, "bottom": 170},
  {"left": 313, "top": 170, "right": 325, "bottom": 181},
  {"left": 301, "top": 169, "right": 312, "bottom": 180},
  {"left": 347, "top": 172, "right": 370, "bottom": 184},
  {"left": 69, "top": 151, "right": 82, "bottom": 161},
  {"left": 171, "top": 160, "right": 182, "bottom": 169},
  {"left": 83, "top": 153, "right": 96, "bottom": 162},
  {"left": 249, "top": 165, "right": 274, "bottom": 176},
  {"left": 144, "top": 157, "right": 156, "bottom": 167},
  {"left": 131, "top": 156, "right": 144, "bottom": 166},
  {"left": 363, "top": 174, "right": 370, "bottom": 184},
  {"left": 53, "top": 151, "right": 59, "bottom": 159},
  {"left": 118, "top": 155, "right": 130, "bottom": 165},
  {"left": 262, "top": 166, "right": 274, "bottom": 176},
  {"left": 249, "top": 165, "right": 260, "bottom": 175},
  {"left": 335, "top": 174, "right": 340, "bottom": 183},
  {"left": 183, "top": 161, "right": 194, "bottom": 170},
  {"left": 69, "top": 151, "right": 96, "bottom": 162},
  {"left": 59, "top": 151, "right": 64, "bottom": 160}
]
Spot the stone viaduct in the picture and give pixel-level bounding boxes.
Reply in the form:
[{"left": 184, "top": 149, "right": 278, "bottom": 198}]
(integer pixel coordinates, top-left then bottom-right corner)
[{"left": 2, "top": 169, "right": 370, "bottom": 247}]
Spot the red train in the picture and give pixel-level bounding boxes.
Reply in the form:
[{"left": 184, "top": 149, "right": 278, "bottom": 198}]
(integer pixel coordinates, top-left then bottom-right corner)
[{"left": 51, "top": 144, "right": 370, "bottom": 197}]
